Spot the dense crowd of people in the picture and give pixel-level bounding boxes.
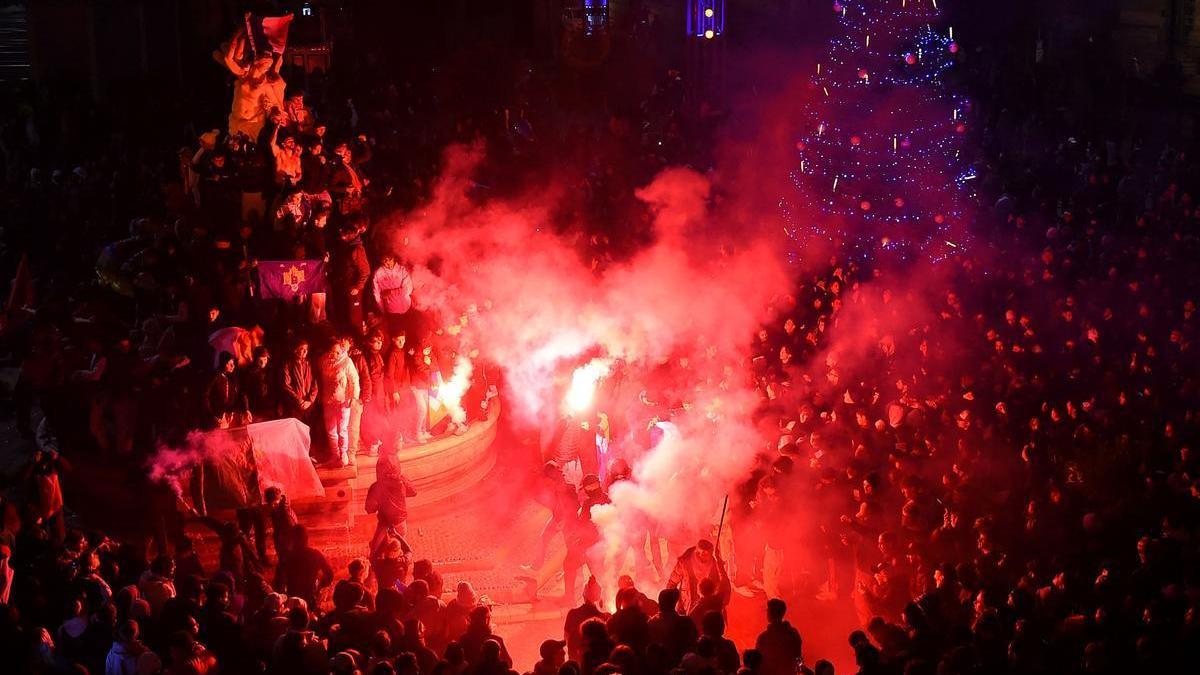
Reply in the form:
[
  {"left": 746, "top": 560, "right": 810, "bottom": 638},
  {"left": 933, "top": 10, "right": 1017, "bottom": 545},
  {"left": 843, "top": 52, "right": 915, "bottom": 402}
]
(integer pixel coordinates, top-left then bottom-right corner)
[{"left": 0, "top": 3, "right": 1197, "bottom": 675}]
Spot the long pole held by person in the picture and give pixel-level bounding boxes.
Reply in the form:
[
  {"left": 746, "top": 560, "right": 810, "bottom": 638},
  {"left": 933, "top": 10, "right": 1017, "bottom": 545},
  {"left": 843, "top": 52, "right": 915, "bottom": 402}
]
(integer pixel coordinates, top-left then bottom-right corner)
[{"left": 715, "top": 494, "right": 729, "bottom": 553}]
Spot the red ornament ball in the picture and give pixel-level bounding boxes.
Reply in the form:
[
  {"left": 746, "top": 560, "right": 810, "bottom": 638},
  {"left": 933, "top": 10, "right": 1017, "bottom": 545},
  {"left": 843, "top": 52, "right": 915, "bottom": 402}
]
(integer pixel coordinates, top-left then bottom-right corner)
[
  {"left": 900, "top": 138, "right": 912, "bottom": 149},
  {"left": 832, "top": 2, "right": 843, "bottom": 13},
  {"left": 860, "top": 200, "right": 872, "bottom": 211},
  {"left": 955, "top": 123, "right": 967, "bottom": 134},
  {"left": 904, "top": 53, "right": 917, "bottom": 65},
  {"left": 850, "top": 135, "right": 862, "bottom": 146},
  {"left": 948, "top": 42, "right": 959, "bottom": 54},
  {"left": 857, "top": 69, "right": 869, "bottom": 80},
  {"left": 894, "top": 197, "right": 906, "bottom": 208},
  {"left": 795, "top": 141, "right": 806, "bottom": 151},
  {"left": 934, "top": 214, "right": 946, "bottom": 224}
]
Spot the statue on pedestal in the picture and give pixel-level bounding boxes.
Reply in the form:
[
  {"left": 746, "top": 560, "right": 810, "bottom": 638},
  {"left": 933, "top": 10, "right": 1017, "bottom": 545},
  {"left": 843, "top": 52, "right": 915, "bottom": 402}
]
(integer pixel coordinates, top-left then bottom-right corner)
[{"left": 222, "top": 19, "right": 286, "bottom": 141}]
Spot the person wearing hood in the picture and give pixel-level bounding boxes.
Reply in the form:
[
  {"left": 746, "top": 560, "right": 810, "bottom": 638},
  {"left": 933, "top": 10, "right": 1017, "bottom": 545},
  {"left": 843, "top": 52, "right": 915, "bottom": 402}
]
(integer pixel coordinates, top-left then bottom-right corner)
[
  {"left": 365, "top": 458, "right": 417, "bottom": 554},
  {"left": 319, "top": 337, "right": 361, "bottom": 466},
  {"left": 109, "top": 619, "right": 151, "bottom": 672}
]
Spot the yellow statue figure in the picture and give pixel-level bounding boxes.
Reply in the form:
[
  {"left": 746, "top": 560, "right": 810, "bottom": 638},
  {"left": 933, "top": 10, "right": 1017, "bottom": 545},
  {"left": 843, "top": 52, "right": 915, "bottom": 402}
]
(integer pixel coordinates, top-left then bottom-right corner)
[{"left": 222, "top": 28, "right": 286, "bottom": 141}]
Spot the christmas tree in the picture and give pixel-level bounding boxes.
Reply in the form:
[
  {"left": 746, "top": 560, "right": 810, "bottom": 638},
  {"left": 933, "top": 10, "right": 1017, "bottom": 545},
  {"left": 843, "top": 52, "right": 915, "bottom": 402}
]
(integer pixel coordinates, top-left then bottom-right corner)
[{"left": 784, "top": 0, "right": 974, "bottom": 262}]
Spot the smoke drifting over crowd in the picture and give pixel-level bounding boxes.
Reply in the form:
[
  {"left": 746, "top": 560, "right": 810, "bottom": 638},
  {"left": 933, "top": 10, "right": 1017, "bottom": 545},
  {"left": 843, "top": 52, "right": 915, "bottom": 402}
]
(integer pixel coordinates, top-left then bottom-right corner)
[{"left": 376, "top": 141, "right": 793, "bottom": 577}]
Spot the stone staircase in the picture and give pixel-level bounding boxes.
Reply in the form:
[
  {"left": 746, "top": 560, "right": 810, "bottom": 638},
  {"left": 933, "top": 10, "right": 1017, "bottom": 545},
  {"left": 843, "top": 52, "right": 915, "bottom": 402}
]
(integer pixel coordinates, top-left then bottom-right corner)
[{"left": 185, "top": 402, "right": 503, "bottom": 569}]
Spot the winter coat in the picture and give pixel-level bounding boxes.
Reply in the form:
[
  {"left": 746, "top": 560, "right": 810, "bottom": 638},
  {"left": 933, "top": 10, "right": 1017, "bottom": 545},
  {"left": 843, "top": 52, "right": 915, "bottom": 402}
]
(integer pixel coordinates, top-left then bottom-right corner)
[
  {"left": 384, "top": 348, "right": 412, "bottom": 401},
  {"left": 372, "top": 264, "right": 413, "bottom": 315},
  {"left": 331, "top": 238, "right": 370, "bottom": 294},
  {"left": 281, "top": 356, "right": 318, "bottom": 413},
  {"left": 205, "top": 372, "right": 245, "bottom": 421},
  {"left": 352, "top": 347, "right": 384, "bottom": 403},
  {"left": 364, "top": 475, "right": 417, "bottom": 526},
  {"left": 319, "top": 351, "right": 360, "bottom": 406}
]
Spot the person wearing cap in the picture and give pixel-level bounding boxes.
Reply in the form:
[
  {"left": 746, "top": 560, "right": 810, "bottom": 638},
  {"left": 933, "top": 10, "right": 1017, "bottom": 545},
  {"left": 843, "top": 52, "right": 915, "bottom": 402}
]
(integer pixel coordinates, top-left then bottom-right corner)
[
  {"left": 564, "top": 576, "right": 608, "bottom": 663},
  {"left": 534, "top": 639, "right": 567, "bottom": 675}
]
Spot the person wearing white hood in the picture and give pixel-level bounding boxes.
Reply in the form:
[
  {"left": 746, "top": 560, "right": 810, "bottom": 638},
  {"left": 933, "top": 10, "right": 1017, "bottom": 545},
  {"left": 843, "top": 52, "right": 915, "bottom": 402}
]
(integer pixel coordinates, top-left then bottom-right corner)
[
  {"left": 320, "top": 337, "right": 361, "bottom": 466},
  {"left": 372, "top": 253, "right": 414, "bottom": 334}
]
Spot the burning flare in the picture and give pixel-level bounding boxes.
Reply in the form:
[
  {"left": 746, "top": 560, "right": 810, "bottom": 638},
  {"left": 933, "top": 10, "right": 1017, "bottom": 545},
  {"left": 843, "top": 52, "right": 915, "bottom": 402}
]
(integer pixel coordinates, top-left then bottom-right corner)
[{"left": 565, "top": 358, "right": 611, "bottom": 414}]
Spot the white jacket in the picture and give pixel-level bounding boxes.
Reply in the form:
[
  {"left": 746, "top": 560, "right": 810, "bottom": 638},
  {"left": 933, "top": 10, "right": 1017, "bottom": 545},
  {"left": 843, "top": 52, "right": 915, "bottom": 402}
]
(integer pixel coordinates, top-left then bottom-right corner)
[
  {"left": 319, "top": 351, "right": 360, "bottom": 405},
  {"left": 372, "top": 264, "right": 413, "bottom": 315}
]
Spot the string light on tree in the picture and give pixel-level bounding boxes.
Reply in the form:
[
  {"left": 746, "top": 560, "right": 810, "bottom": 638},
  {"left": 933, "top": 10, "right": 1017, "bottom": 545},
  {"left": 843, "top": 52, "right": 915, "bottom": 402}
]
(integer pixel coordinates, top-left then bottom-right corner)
[{"left": 783, "top": 0, "right": 975, "bottom": 263}]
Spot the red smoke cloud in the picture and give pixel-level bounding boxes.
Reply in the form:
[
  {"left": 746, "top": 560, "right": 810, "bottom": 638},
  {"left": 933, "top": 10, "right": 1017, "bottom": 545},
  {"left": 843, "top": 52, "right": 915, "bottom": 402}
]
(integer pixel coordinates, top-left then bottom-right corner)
[{"left": 376, "top": 141, "right": 792, "bottom": 587}]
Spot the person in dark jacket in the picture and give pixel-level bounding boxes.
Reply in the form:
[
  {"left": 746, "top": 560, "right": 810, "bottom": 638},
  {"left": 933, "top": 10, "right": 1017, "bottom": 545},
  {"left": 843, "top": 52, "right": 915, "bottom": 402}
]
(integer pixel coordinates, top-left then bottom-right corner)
[
  {"left": 458, "top": 606, "right": 512, "bottom": 668},
  {"left": 330, "top": 221, "right": 370, "bottom": 332},
  {"left": 365, "top": 457, "right": 417, "bottom": 553},
  {"left": 349, "top": 332, "right": 384, "bottom": 456},
  {"left": 198, "top": 516, "right": 262, "bottom": 583},
  {"left": 648, "top": 587, "right": 698, "bottom": 665},
  {"left": 362, "top": 330, "right": 387, "bottom": 455},
  {"left": 701, "top": 611, "right": 740, "bottom": 674},
  {"left": 606, "top": 586, "right": 651, "bottom": 659},
  {"left": 264, "top": 486, "right": 298, "bottom": 571},
  {"left": 384, "top": 331, "right": 412, "bottom": 444},
  {"left": 564, "top": 576, "right": 609, "bottom": 663},
  {"left": 279, "top": 525, "right": 333, "bottom": 608},
  {"left": 329, "top": 140, "right": 369, "bottom": 216},
  {"left": 369, "top": 529, "right": 412, "bottom": 594},
  {"left": 299, "top": 141, "right": 330, "bottom": 195},
  {"left": 280, "top": 340, "right": 318, "bottom": 425},
  {"left": 242, "top": 346, "right": 278, "bottom": 421},
  {"left": 206, "top": 352, "right": 247, "bottom": 428},
  {"left": 688, "top": 566, "right": 733, "bottom": 630},
  {"left": 754, "top": 598, "right": 803, "bottom": 675}
]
